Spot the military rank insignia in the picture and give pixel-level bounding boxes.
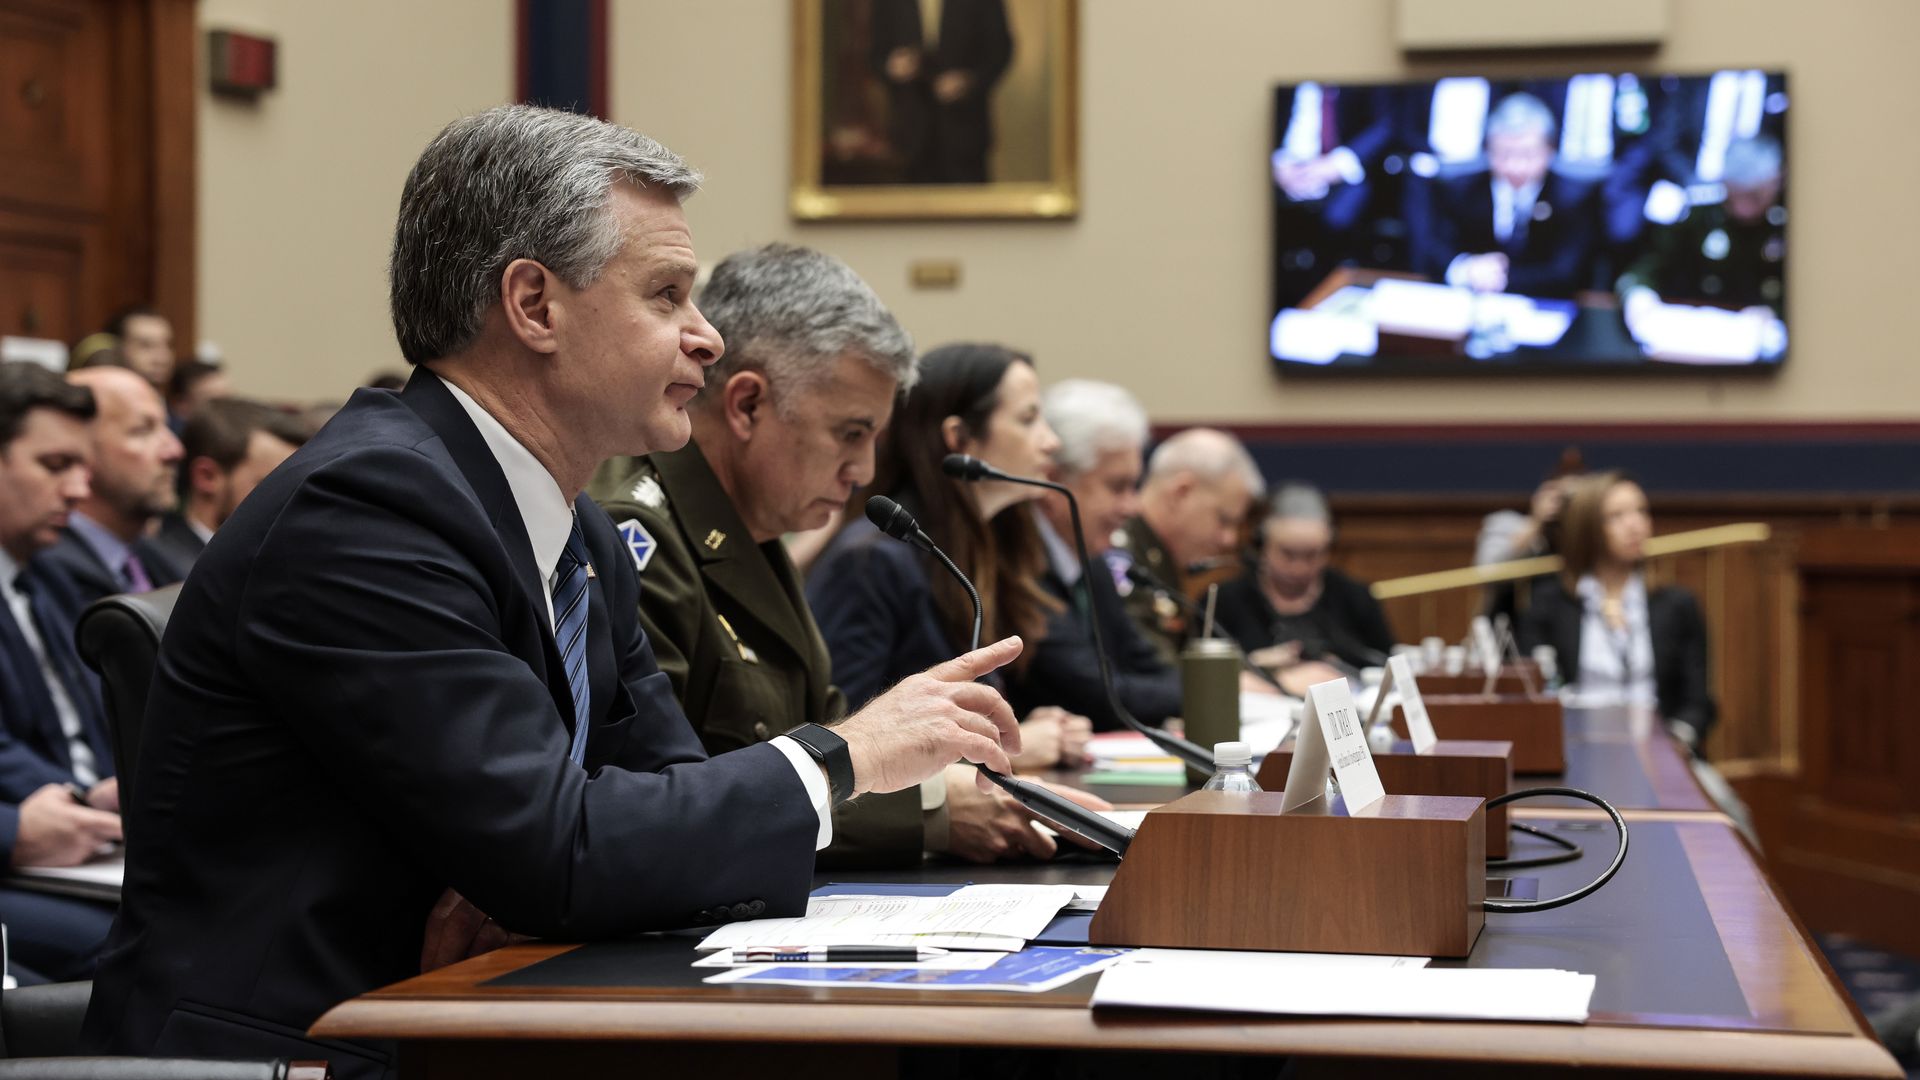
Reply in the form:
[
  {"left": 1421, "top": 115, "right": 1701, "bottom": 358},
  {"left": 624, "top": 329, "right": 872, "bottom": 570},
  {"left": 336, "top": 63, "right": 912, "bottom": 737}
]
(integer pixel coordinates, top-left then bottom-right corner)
[{"left": 616, "top": 518, "right": 656, "bottom": 573}]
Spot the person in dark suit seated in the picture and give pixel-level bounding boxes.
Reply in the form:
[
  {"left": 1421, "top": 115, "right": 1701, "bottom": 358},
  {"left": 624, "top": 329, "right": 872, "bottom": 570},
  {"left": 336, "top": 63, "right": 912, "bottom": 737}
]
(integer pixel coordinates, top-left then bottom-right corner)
[
  {"left": 1518, "top": 470, "right": 1717, "bottom": 750},
  {"left": 808, "top": 343, "right": 1111, "bottom": 851},
  {"left": 867, "top": 0, "right": 1012, "bottom": 184},
  {"left": 33, "top": 366, "right": 186, "bottom": 605},
  {"left": 148, "top": 398, "right": 308, "bottom": 573},
  {"left": 1423, "top": 92, "right": 1601, "bottom": 298},
  {"left": 1009, "top": 379, "right": 1180, "bottom": 731},
  {"left": 81, "top": 105, "right": 1027, "bottom": 1076},
  {"left": 1215, "top": 484, "right": 1393, "bottom": 675},
  {"left": 0, "top": 363, "right": 127, "bottom": 983},
  {"left": 590, "top": 244, "right": 1075, "bottom": 865}
]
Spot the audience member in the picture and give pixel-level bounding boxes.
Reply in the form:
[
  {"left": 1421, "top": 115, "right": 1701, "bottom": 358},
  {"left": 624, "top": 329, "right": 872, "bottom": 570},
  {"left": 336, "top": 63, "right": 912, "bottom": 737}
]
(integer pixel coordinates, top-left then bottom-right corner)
[
  {"left": 149, "top": 398, "right": 308, "bottom": 572},
  {"left": 1009, "top": 379, "right": 1181, "bottom": 731},
  {"left": 1115, "top": 428, "right": 1265, "bottom": 662},
  {"left": 365, "top": 371, "right": 408, "bottom": 391},
  {"left": 1474, "top": 448, "right": 1584, "bottom": 623},
  {"left": 34, "top": 367, "right": 186, "bottom": 604},
  {"left": 808, "top": 343, "right": 1101, "bottom": 776},
  {"left": 101, "top": 306, "right": 177, "bottom": 394},
  {"left": 0, "top": 362, "right": 125, "bottom": 982},
  {"left": 85, "top": 106, "right": 1023, "bottom": 1067},
  {"left": 1422, "top": 92, "right": 1600, "bottom": 297},
  {"left": 1215, "top": 483, "right": 1394, "bottom": 672},
  {"left": 1518, "top": 471, "right": 1717, "bottom": 749},
  {"left": 165, "top": 357, "right": 231, "bottom": 430},
  {"left": 593, "top": 245, "right": 1099, "bottom": 865}
]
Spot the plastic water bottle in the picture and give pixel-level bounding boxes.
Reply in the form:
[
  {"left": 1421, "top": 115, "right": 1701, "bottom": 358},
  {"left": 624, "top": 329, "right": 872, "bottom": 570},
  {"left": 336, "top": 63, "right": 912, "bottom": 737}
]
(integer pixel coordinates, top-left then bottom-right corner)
[{"left": 1201, "top": 741, "right": 1261, "bottom": 792}]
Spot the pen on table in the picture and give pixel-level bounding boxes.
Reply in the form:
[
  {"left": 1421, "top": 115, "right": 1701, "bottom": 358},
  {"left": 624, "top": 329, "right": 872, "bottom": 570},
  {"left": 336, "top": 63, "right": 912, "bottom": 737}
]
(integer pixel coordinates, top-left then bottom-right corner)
[{"left": 723, "top": 946, "right": 949, "bottom": 963}]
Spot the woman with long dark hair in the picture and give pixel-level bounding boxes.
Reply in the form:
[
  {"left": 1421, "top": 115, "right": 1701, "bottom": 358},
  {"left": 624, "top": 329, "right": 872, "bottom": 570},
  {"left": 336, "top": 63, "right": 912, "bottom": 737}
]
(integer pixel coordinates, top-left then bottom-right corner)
[{"left": 806, "top": 344, "right": 1106, "bottom": 858}]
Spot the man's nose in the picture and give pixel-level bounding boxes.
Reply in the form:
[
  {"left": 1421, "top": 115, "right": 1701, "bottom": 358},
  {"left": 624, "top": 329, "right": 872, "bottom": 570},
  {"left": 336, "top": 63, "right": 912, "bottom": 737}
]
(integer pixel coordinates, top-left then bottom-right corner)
[{"left": 684, "top": 303, "right": 725, "bottom": 366}]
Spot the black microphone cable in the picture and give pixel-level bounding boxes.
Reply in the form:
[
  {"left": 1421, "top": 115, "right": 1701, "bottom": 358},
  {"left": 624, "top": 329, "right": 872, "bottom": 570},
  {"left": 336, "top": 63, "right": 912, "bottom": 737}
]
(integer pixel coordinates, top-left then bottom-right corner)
[
  {"left": 940, "top": 455, "right": 1216, "bottom": 774},
  {"left": 862, "top": 496, "right": 1135, "bottom": 856},
  {"left": 1480, "top": 786, "right": 1628, "bottom": 913}
]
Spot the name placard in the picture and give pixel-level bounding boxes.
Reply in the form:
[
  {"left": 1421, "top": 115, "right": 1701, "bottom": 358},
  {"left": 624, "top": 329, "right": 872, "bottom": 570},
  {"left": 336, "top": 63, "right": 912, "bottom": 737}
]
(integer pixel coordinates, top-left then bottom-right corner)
[
  {"left": 1282, "top": 678, "right": 1386, "bottom": 814},
  {"left": 1470, "top": 615, "right": 1502, "bottom": 681},
  {"left": 1388, "top": 654, "right": 1439, "bottom": 754}
]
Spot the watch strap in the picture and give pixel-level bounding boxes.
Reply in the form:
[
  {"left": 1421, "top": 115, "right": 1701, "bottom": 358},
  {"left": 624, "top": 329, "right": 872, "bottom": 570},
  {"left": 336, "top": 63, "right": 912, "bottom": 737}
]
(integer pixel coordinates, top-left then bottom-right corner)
[{"left": 787, "top": 723, "right": 854, "bottom": 806}]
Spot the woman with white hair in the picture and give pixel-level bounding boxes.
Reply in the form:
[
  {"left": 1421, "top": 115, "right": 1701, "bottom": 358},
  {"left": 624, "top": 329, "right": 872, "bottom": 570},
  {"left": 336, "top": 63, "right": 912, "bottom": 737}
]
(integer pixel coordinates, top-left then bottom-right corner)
[{"left": 1214, "top": 482, "right": 1396, "bottom": 671}]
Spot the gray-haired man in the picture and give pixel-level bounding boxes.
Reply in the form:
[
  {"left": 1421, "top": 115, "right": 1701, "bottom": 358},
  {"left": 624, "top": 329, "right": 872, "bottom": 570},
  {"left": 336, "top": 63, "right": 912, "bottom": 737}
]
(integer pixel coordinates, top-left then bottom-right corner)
[
  {"left": 591, "top": 244, "right": 1105, "bottom": 865},
  {"left": 84, "top": 107, "right": 1027, "bottom": 1074}
]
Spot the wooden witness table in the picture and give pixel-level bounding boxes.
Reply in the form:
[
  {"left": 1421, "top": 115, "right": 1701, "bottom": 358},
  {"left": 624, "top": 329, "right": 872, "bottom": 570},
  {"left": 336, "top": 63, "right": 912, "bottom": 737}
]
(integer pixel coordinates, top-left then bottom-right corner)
[{"left": 311, "top": 707, "right": 1900, "bottom": 1079}]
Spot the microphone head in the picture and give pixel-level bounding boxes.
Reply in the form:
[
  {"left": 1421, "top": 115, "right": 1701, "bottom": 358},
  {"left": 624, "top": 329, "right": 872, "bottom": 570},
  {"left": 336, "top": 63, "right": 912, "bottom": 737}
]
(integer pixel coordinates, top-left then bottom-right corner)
[
  {"left": 941, "top": 454, "right": 992, "bottom": 482},
  {"left": 864, "top": 495, "right": 919, "bottom": 542}
]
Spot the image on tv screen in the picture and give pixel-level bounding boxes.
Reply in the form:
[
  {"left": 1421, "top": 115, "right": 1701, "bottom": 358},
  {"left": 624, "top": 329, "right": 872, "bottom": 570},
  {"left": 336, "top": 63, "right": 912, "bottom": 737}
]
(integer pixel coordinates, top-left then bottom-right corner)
[{"left": 1269, "top": 70, "right": 1788, "bottom": 372}]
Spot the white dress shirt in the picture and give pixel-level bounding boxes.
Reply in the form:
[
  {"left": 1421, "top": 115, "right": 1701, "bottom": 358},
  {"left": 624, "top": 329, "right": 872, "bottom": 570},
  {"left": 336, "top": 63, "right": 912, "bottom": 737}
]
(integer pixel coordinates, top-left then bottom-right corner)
[
  {"left": 435, "top": 374, "right": 831, "bottom": 849},
  {"left": 0, "top": 548, "right": 98, "bottom": 787},
  {"left": 1571, "top": 573, "right": 1657, "bottom": 708}
]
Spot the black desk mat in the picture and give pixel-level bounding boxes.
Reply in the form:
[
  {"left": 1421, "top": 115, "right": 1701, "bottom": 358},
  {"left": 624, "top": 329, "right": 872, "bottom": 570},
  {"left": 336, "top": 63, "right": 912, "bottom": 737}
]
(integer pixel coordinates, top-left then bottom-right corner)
[
  {"left": 488, "top": 820, "right": 1749, "bottom": 1021},
  {"left": 1516, "top": 739, "right": 1660, "bottom": 807}
]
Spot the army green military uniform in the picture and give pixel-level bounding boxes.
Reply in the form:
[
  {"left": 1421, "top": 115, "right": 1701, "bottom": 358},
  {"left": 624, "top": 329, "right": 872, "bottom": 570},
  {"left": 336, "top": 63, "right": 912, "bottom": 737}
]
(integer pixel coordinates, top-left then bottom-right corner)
[
  {"left": 589, "top": 444, "right": 929, "bottom": 868},
  {"left": 1115, "top": 516, "right": 1191, "bottom": 666},
  {"left": 1617, "top": 202, "right": 1786, "bottom": 315}
]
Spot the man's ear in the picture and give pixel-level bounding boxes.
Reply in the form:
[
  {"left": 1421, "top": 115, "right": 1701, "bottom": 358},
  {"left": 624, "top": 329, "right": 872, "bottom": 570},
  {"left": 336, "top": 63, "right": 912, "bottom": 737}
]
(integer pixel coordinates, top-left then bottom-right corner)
[
  {"left": 722, "top": 371, "right": 770, "bottom": 442},
  {"left": 940, "top": 415, "right": 967, "bottom": 454},
  {"left": 187, "top": 456, "right": 224, "bottom": 499},
  {"left": 498, "top": 259, "right": 560, "bottom": 355}
]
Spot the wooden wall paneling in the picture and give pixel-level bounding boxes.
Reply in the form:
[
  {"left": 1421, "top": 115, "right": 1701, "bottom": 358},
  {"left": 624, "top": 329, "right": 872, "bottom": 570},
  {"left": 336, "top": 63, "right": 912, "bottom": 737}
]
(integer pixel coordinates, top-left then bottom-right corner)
[
  {"left": 0, "top": 0, "right": 111, "bottom": 213},
  {"left": 0, "top": 0, "right": 196, "bottom": 348},
  {"left": 144, "top": 0, "right": 196, "bottom": 348}
]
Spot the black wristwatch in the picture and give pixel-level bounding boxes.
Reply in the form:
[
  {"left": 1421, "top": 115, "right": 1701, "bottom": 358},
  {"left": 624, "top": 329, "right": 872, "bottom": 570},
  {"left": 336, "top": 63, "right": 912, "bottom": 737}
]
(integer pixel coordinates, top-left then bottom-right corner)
[{"left": 786, "top": 723, "right": 854, "bottom": 806}]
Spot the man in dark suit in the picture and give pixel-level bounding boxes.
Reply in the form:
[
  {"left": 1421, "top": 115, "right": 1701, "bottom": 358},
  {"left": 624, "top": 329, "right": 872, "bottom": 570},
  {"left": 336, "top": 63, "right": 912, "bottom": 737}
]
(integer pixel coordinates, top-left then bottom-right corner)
[
  {"left": 591, "top": 244, "right": 1093, "bottom": 866},
  {"left": 82, "top": 106, "right": 1026, "bottom": 1077},
  {"left": 34, "top": 366, "right": 186, "bottom": 605},
  {"left": 1014, "top": 379, "right": 1180, "bottom": 731},
  {"left": 868, "top": 0, "right": 1012, "bottom": 183},
  {"left": 1422, "top": 92, "right": 1601, "bottom": 298},
  {"left": 0, "top": 363, "right": 128, "bottom": 983},
  {"left": 148, "top": 397, "right": 308, "bottom": 572}
]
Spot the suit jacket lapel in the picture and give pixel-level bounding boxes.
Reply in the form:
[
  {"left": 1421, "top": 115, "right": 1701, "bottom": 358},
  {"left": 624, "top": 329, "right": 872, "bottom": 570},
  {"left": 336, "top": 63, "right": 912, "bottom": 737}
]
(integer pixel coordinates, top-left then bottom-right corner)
[
  {"left": 576, "top": 493, "right": 619, "bottom": 749},
  {"left": 0, "top": 599, "right": 65, "bottom": 766},
  {"left": 398, "top": 369, "right": 572, "bottom": 723},
  {"left": 654, "top": 446, "right": 812, "bottom": 663}
]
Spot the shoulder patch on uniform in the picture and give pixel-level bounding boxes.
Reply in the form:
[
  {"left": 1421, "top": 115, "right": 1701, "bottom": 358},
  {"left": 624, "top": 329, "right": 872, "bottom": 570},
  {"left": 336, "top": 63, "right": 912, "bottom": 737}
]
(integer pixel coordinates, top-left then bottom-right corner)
[
  {"left": 616, "top": 518, "right": 656, "bottom": 573},
  {"left": 630, "top": 475, "right": 666, "bottom": 510}
]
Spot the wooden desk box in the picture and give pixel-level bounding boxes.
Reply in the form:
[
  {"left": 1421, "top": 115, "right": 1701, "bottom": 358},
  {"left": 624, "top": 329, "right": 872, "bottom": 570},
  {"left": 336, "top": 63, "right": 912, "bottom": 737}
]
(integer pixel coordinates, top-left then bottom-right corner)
[
  {"left": 1398, "top": 695, "right": 1565, "bottom": 774},
  {"left": 1257, "top": 739, "right": 1514, "bottom": 856},
  {"left": 1089, "top": 790, "right": 1486, "bottom": 958}
]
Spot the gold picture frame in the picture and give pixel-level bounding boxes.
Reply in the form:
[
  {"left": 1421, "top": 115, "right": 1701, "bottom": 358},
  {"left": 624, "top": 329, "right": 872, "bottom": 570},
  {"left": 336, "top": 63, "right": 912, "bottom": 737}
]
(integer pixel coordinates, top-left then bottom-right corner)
[{"left": 790, "top": 0, "right": 1080, "bottom": 221}]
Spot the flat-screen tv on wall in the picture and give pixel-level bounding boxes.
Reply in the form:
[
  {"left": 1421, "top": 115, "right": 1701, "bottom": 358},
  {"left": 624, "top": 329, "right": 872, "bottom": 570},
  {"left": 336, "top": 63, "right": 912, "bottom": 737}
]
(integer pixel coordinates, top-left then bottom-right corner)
[{"left": 1269, "top": 70, "right": 1788, "bottom": 373}]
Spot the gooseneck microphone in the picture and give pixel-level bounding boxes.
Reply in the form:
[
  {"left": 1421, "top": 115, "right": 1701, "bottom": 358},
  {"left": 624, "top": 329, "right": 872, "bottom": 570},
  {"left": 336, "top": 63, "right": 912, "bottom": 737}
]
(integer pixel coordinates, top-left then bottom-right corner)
[
  {"left": 862, "top": 495, "right": 1134, "bottom": 856},
  {"left": 939, "top": 454, "right": 1215, "bottom": 774}
]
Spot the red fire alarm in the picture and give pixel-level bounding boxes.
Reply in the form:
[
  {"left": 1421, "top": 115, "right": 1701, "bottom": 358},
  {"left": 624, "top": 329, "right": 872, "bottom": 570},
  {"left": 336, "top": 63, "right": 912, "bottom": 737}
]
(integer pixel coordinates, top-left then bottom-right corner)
[{"left": 208, "top": 30, "right": 277, "bottom": 99}]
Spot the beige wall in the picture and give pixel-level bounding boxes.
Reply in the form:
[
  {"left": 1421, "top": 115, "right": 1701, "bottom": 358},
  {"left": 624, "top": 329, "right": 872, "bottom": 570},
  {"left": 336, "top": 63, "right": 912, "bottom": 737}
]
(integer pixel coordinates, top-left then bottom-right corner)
[
  {"left": 199, "top": 0, "right": 1920, "bottom": 421},
  {"left": 197, "top": 0, "right": 512, "bottom": 402}
]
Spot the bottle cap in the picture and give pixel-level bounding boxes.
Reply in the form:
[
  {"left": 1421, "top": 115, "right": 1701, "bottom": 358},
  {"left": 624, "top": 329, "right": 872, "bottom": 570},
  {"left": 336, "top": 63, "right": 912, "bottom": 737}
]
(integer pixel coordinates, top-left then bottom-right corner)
[{"left": 1212, "top": 740, "right": 1252, "bottom": 767}]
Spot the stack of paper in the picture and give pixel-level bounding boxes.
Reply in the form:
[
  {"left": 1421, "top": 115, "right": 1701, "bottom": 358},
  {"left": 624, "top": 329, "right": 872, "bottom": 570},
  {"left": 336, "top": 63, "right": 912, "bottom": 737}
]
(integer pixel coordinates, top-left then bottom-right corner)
[
  {"left": 1083, "top": 732, "right": 1184, "bottom": 786},
  {"left": 704, "top": 946, "right": 1130, "bottom": 993},
  {"left": 696, "top": 884, "right": 1080, "bottom": 954},
  {"left": 1093, "top": 955, "right": 1595, "bottom": 1024}
]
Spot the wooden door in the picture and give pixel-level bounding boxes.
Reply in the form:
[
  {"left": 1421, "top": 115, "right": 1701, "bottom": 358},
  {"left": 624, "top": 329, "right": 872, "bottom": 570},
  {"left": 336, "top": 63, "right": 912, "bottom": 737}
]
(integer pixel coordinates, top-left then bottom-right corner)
[{"left": 0, "top": 0, "right": 195, "bottom": 348}]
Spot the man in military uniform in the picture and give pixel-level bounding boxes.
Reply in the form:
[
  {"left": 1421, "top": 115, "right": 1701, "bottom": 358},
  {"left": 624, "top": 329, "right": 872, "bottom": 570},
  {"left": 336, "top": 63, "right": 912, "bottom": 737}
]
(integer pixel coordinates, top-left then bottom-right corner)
[
  {"left": 591, "top": 244, "right": 1103, "bottom": 865},
  {"left": 1114, "top": 428, "right": 1266, "bottom": 663},
  {"left": 1619, "top": 136, "right": 1786, "bottom": 360}
]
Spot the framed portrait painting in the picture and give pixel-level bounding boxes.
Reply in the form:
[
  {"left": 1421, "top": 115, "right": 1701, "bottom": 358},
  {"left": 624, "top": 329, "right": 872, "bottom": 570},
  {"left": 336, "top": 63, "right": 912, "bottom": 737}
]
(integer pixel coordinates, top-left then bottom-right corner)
[{"left": 790, "top": 0, "right": 1079, "bottom": 220}]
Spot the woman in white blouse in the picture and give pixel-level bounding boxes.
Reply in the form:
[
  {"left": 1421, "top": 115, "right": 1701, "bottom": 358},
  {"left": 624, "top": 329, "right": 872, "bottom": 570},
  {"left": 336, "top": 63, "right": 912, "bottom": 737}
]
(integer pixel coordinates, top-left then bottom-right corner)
[{"left": 1518, "top": 471, "right": 1717, "bottom": 751}]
